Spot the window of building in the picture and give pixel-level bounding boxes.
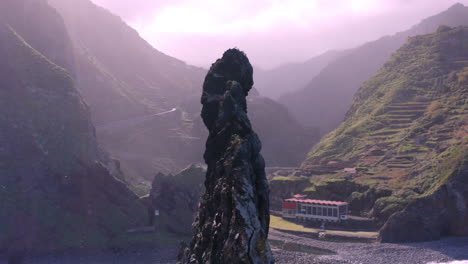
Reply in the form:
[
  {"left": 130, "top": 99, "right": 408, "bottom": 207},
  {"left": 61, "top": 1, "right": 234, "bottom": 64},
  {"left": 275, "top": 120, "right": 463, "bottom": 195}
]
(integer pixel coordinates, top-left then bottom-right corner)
[
  {"left": 317, "top": 207, "right": 322, "bottom": 216},
  {"left": 328, "top": 208, "right": 333, "bottom": 217},
  {"left": 312, "top": 207, "right": 317, "bottom": 215},
  {"left": 300, "top": 205, "right": 306, "bottom": 214},
  {"left": 333, "top": 208, "right": 338, "bottom": 217}
]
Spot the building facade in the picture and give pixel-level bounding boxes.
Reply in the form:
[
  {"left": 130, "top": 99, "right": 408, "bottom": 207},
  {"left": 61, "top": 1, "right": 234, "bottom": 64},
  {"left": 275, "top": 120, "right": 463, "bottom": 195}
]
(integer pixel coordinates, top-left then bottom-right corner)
[{"left": 282, "top": 196, "right": 348, "bottom": 222}]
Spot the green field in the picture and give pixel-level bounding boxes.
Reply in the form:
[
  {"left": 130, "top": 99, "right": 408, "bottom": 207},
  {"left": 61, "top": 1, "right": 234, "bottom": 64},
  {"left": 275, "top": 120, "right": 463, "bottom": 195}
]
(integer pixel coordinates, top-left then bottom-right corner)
[{"left": 270, "top": 216, "right": 378, "bottom": 239}]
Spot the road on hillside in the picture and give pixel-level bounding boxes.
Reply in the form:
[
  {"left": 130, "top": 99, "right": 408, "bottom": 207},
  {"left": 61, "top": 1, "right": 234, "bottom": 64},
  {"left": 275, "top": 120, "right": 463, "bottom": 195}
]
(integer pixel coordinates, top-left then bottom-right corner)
[{"left": 96, "top": 108, "right": 177, "bottom": 133}]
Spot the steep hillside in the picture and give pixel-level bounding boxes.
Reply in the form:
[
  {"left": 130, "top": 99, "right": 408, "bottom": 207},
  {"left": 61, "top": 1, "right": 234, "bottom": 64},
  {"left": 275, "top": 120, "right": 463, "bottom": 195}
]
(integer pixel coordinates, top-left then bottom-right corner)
[
  {"left": 1, "top": 0, "right": 75, "bottom": 73},
  {"left": 299, "top": 26, "right": 468, "bottom": 241},
  {"left": 47, "top": 0, "right": 210, "bottom": 186},
  {"left": 254, "top": 50, "right": 346, "bottom": 99},
  {"left": 49, "top": 0, "right": 205, "bottom": 123},
  {"left": 0, "top": 0, "right": 146, "bottom": 256},
  {"left": 281, "top": 3, "right": 468, "bottom": 135},
  {"left": 49, "top": 0, "right": 315, "bottom": 190}
]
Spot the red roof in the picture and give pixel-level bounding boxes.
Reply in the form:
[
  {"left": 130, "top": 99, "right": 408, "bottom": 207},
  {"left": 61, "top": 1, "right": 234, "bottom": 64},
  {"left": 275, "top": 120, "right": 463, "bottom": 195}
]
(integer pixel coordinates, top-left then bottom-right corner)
[
  {"left": 293, "top": 194, "right": 307, "bottom": 199},
  {"left": 282, "top": 202, "right": 297, "bottom": 210},
  {"left": 284, "top": 198, "right": 348, "bottom": 206}
]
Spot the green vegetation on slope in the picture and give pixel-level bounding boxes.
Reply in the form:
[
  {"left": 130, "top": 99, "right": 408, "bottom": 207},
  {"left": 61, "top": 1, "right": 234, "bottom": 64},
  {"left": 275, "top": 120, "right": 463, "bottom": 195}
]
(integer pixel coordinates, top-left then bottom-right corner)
[
  {"left": 280, "top": 3, "right": 468, "bottom": 135},
  {"left": 299, "top": 26, "right": 468, "bottom": 223}
]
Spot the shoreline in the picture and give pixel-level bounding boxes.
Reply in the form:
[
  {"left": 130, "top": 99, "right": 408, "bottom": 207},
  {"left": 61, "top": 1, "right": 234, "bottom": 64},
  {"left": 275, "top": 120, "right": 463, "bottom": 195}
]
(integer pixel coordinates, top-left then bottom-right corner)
[{"left": 1, "top": 230, "right": 467, "bottom": 264}]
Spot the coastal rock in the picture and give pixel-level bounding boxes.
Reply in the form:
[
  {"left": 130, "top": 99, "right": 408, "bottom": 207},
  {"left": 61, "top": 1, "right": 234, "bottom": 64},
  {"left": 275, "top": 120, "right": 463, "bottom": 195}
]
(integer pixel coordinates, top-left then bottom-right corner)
[
  {"left": 379, "top": 160, "right": 468, "bottom": 242},
  {"left": 178, "top": 49, "right": 274, "bottom": 264}
]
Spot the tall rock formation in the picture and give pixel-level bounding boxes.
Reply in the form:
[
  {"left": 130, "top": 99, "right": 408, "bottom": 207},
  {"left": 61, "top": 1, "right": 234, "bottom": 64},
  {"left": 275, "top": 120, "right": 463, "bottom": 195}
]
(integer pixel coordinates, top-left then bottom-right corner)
[
  {"left": 48, "top": 0, "right": 314, "bottom": 188},
  {"left": 179, "top": 49, "right": 273, "bottom": 264}
]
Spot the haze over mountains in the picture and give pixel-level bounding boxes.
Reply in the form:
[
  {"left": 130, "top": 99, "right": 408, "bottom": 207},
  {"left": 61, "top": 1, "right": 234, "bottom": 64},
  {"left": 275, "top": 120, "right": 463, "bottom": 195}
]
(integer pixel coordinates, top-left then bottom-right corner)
[
  {"left": 90, "top": 0, "right": 468, "bottom": 69},
  {"left": 0, "top": 0, "right": 146, "bottom": 254},
  {"left": 254, "top": 50, "right": 346, "bottom": 100},
  {"left": 48, "top": 0, "right": 315, "bottom": 193},
  {"left": 0, "top": 0, "right": 467, "bottom": 262},
  {"left": 300, "top": 25, "right": 468, "bottom": 242},
  {"left": 279, "top": 3, "right": 468, "bottom": 135}
]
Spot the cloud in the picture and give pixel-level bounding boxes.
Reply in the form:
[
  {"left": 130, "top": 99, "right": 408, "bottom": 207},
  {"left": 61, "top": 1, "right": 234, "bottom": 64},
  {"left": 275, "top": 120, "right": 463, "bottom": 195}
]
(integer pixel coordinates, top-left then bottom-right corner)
[
  {"left": 143, "top": 0, "right": 387, "bottom": 34},
  {"left": 90, "top": 0, "right": 468, "bottom": 68}
]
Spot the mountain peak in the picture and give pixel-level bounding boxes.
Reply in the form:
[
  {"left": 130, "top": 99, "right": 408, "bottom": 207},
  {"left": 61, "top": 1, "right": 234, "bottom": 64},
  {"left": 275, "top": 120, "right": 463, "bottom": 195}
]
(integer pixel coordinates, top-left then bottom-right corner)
[{"left": 448, "top": 2, "right": 466, "bottom": 9}]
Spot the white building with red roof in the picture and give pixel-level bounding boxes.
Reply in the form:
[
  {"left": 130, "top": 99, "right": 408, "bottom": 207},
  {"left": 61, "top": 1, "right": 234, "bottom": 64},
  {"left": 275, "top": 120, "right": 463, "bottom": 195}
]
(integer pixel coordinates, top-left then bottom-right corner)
[{"left": 282, "top": 195, "right": 349, "bottom": 222}]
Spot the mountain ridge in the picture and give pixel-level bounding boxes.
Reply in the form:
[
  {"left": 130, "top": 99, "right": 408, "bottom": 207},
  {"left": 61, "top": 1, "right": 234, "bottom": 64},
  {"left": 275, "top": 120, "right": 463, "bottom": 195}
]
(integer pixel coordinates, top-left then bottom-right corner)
[
  {"left": 0, "top": 0, "right": 147, "bottom": 255},
  {"left": 280, "top": 3, "right": 468, "bottom": 135},
  {"left": 297, "top": 25, "right": 467, "bottom": 242}
]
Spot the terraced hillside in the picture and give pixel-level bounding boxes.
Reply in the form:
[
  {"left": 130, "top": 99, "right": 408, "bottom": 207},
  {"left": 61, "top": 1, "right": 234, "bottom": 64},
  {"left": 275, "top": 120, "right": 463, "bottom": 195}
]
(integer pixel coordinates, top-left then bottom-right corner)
[
  {"left": 292, "top": 26, "right": 468, "bottom": 241},
  {"left": 280, "top": 3, "right": 468, "bottom": 135}
]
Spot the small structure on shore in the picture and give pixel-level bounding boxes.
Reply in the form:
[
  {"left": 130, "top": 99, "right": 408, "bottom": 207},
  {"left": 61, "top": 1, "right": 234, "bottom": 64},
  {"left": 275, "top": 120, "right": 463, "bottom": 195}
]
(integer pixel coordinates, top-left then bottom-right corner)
[{"left": 282, "top": 195, "right": 349, "bottom": 222}]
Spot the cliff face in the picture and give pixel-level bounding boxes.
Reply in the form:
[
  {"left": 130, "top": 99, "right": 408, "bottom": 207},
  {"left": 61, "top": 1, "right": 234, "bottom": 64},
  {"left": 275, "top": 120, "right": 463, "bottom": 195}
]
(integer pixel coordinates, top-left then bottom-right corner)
[
  {"left": 379, "top": 145, "right": 468, "bottom": 242},
  {"left": 179, "top": 49, "right": 273, "bottom": 264},
  {"left": 0, "top": 0, "right": 146, "bottom": 256}
]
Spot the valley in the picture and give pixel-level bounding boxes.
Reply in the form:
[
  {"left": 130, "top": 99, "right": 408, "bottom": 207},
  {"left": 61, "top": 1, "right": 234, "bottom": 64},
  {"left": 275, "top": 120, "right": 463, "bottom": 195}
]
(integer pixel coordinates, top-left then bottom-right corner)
[{"left": 0, "top": 0, "right": 467, "bottom": 263}]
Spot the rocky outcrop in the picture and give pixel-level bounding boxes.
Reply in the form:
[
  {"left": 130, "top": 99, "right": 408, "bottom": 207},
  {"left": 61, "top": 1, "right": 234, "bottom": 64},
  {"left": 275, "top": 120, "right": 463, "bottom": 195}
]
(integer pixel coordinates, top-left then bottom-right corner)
[
  {"left": 269, "top": 176, "right": 311, "bottom": 210},
  {"left": 147, "top": 165, "right": 205, "bottom": 235},
  {"left": 379, "top": 154, "right": 468, "bottom": 242},
  {"left": 178, "top": 49, "right": 274, "bottom": 264}
]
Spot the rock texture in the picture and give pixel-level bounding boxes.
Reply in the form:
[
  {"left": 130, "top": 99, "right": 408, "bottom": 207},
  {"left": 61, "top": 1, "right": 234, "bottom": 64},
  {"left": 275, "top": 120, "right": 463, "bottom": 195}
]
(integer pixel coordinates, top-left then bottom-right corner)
[
  {"left": 146, "top": 165, "right": 205, "bottom": 235},
  {"left": 379, "top": 156, "right": 468, "bottom": 242},
  {"left": 179, "top": 49, "right": 274, "bottom": 264}
]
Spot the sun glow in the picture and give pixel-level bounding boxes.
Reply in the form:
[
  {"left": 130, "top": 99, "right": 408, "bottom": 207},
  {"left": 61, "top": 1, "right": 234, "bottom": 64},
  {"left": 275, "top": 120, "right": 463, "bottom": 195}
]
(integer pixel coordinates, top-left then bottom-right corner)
[
  {"left": 148, "top": 0, "right": 323, "bottom": 34},
  {"left": 350, "top": 0, "right": 377, "bottom": 13}
]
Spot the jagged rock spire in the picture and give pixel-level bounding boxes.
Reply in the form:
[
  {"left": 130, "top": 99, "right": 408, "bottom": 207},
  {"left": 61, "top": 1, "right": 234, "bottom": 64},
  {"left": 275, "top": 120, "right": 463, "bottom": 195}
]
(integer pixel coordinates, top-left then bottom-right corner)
[{"left": 178, "top": 49, "right": 274, "bottom": 264}]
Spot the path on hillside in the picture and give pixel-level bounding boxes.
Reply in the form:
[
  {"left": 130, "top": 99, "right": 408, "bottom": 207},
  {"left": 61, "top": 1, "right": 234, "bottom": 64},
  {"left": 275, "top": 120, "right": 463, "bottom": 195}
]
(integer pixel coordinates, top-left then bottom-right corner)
[{"left": 96, "top": 108, "right": 177, "bottom": 133}]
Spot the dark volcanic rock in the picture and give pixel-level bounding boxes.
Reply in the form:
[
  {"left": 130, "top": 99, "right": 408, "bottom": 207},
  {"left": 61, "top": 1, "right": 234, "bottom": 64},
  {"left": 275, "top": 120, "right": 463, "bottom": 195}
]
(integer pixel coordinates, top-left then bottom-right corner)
[
  {"left": 146, "top": 165, "right": 205, "bottom": 235},
  {"left": 179, "top": 49, "right": 274, "bottom": 264}
]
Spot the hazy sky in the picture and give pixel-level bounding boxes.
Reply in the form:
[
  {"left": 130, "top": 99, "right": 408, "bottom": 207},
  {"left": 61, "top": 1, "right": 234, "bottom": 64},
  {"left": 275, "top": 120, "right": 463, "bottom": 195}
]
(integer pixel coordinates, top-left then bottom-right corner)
[{"left": 90, "top": 0, "right": 468, "bottom": 69}]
